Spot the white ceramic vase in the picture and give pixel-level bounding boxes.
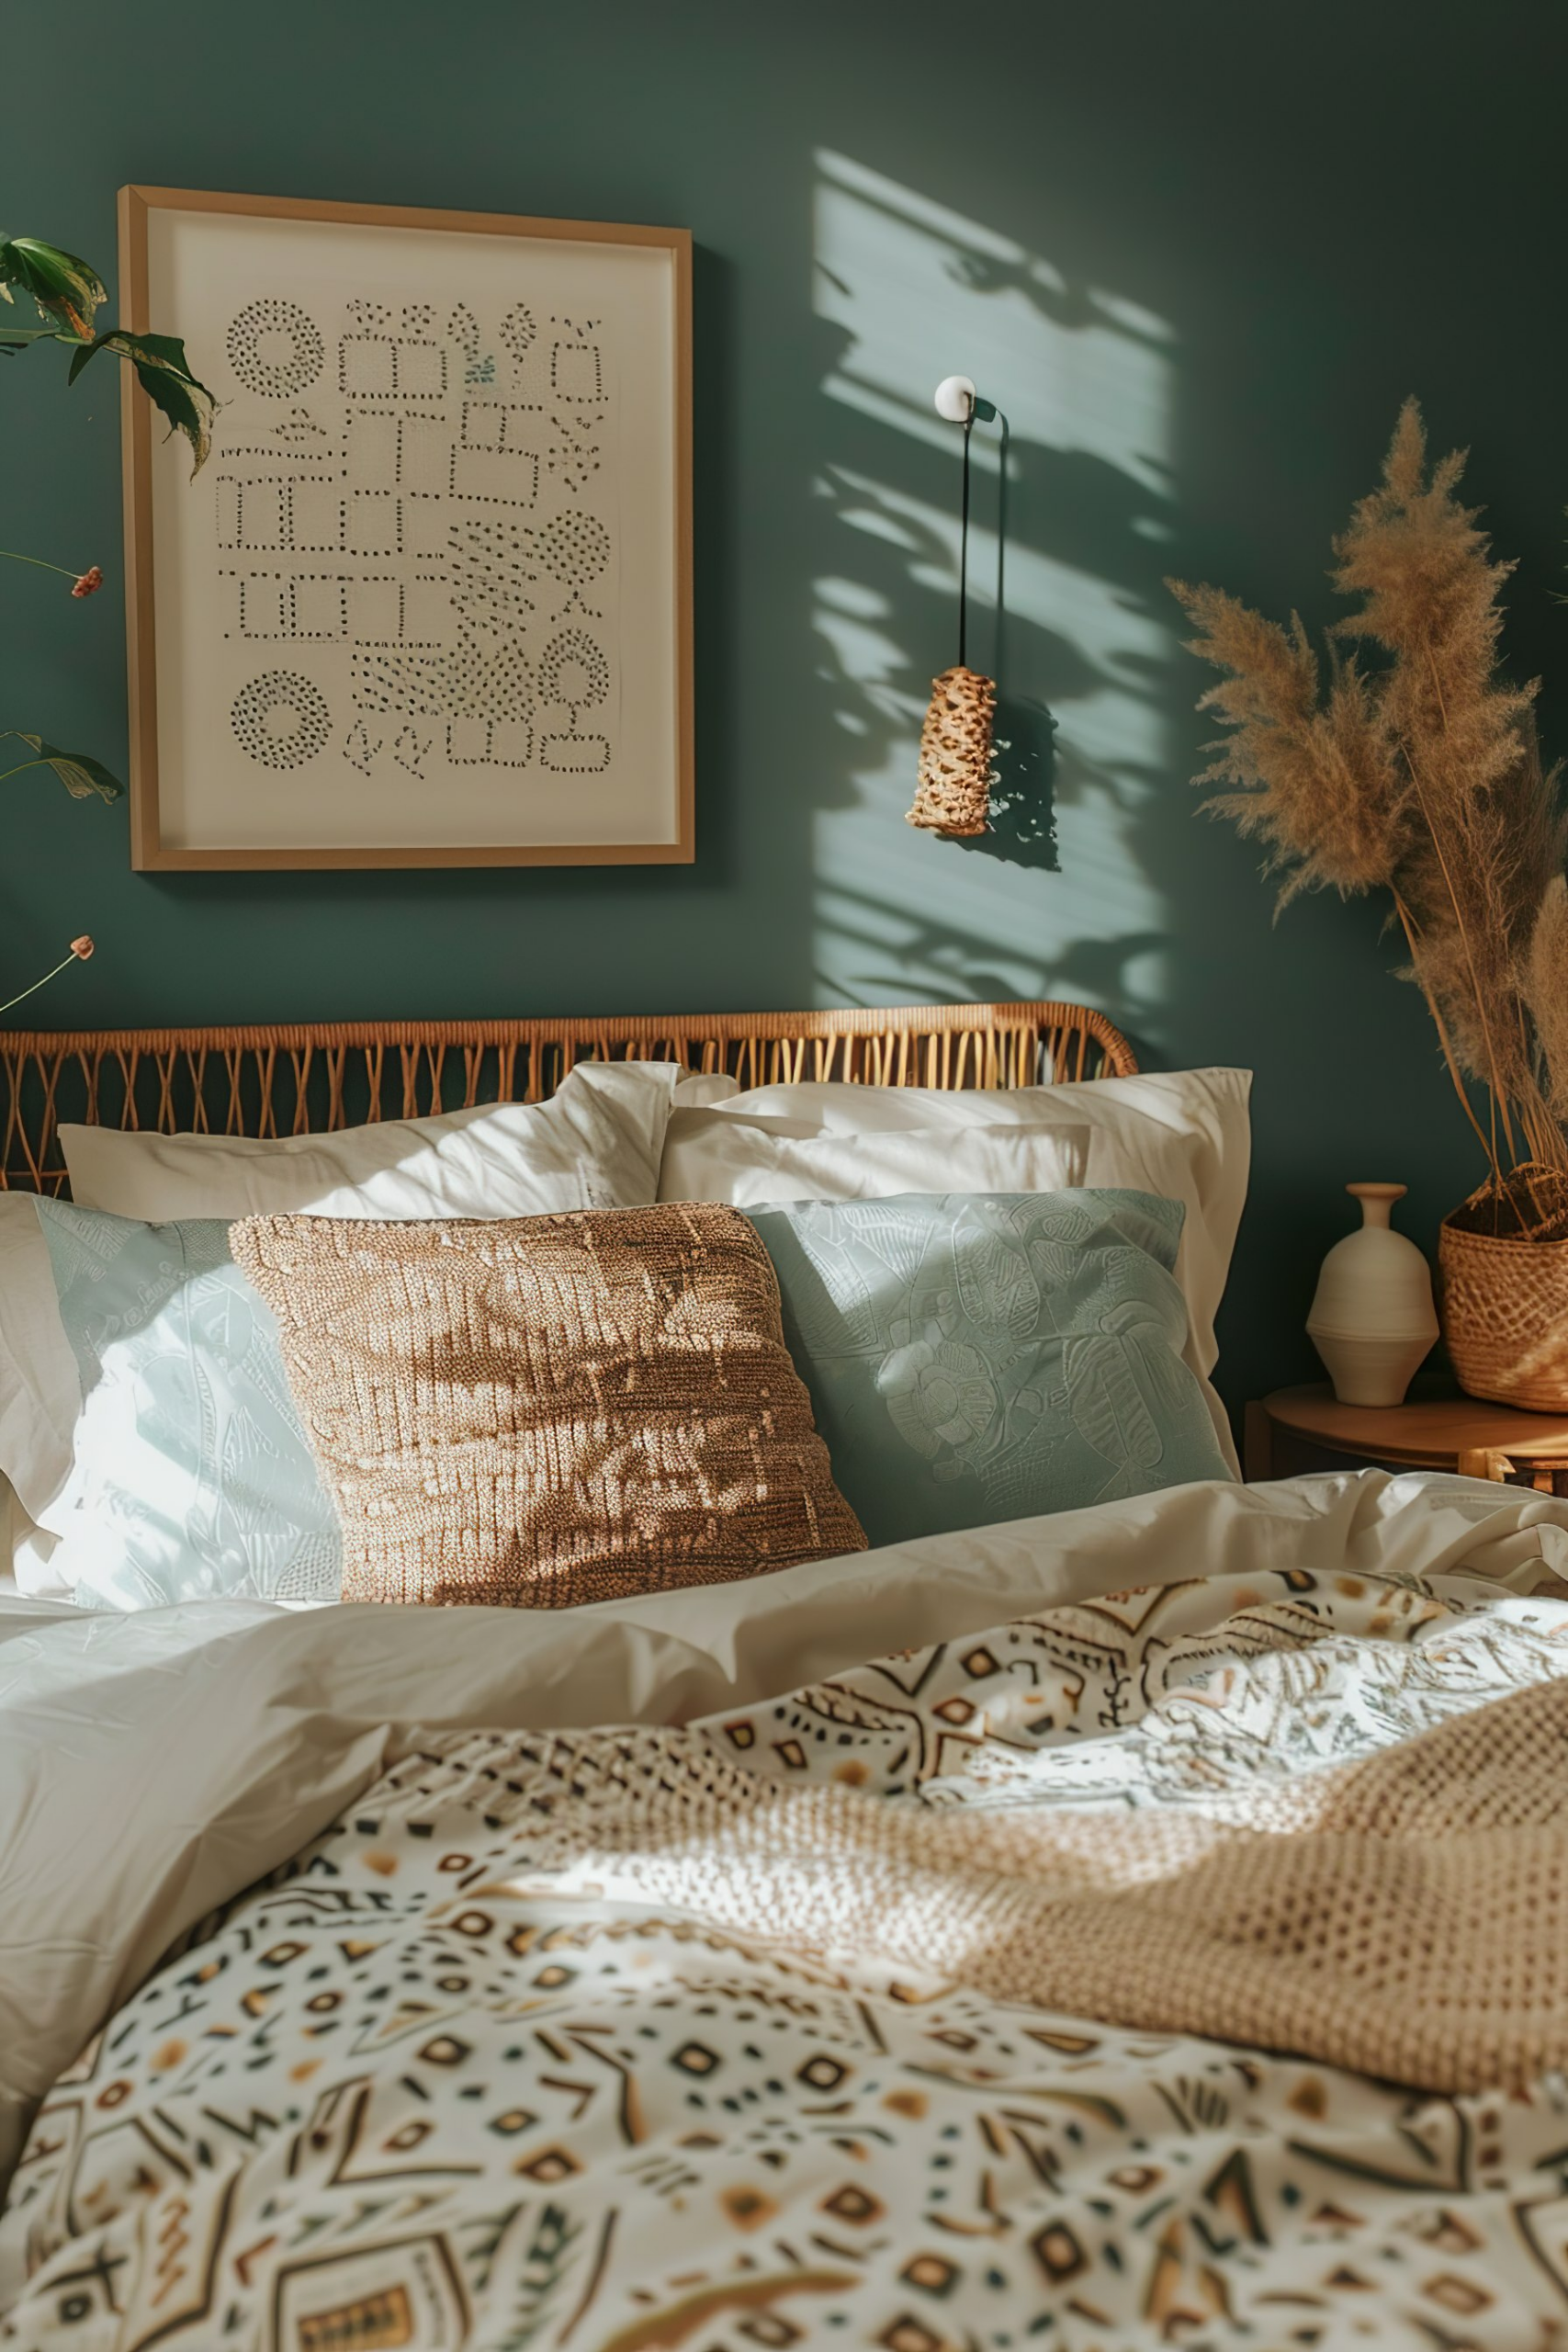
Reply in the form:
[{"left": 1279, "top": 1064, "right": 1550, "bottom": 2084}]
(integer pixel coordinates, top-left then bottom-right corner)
[{"left": 1307, "top": 1182, "right": 1438, "bottom": 1408}]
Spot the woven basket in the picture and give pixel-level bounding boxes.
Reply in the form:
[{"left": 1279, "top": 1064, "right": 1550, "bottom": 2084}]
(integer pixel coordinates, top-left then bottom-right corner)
[{"left": 1438, "top": 1213, "right": 1568, "bottom": 1409}]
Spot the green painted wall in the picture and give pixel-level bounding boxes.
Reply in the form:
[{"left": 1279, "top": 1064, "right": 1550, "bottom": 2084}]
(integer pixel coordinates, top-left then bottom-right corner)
[{"left": 8, "top": 0, "right": 1564, "bottom": 1425}]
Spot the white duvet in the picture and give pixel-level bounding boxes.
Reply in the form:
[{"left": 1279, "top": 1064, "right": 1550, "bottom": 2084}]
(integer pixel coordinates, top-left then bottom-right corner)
[{"left": 4, "top": 1470, "right": 1568, "bottom": 2346}]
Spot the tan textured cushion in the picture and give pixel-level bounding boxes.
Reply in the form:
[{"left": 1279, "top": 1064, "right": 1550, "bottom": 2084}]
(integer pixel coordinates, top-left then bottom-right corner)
[{"left": 230, "top": 1204, "right": 865, "bottom": 1608}]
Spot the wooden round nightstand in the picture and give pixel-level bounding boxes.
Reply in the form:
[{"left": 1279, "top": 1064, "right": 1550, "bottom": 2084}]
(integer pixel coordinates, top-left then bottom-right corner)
[{"left": 1246, "top": 1383, "right": 1568, "bottom": 1492}]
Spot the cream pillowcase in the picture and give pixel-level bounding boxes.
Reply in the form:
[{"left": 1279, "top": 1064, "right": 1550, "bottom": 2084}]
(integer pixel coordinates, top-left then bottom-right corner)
[
  {"left": 669, "top": 1071, "right": 740, "bottom": 1107},
  {"left": 61, "top": 1059, "right": 682, "bottom": 1224},
  {"left": 659, "top": 1112, "right": 1090, "bottom": 1208},
  {"left": 0, "top": 1197, "right": 81, "bottom": 1543}
]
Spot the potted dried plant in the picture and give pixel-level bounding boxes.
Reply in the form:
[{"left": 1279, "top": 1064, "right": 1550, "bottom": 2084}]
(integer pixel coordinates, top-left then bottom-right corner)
[
  {"left": 1171, "top": 401, "right": 1568, "bottom": 1409},
  {"left": 0, "top": 232, "right": 210, "bottom": 1012}
]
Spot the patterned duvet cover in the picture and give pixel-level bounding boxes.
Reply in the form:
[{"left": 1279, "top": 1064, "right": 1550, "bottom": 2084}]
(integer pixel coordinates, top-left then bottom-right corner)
[{"left": 6, "top": 1535, "right": 1568, "bottom": 2348}]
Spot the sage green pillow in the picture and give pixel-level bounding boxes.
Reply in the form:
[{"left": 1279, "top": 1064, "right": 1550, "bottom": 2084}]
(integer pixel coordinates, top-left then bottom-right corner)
[
  {"left": 743, "top": 1189, "right": 1233, "bottom": 1547},
  {"left": 33, "top": 1200, "right": 342, "bottom": 1610}
]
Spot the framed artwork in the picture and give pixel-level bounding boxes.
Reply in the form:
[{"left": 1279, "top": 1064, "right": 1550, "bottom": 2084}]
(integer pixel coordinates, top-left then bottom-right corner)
[{"left": 118, "top": 186, "right": 693, "bottom": 869}]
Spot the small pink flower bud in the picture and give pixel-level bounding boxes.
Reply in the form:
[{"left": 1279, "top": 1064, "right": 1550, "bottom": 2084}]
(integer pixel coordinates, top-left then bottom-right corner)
[
  {"left": 69, "top": 936, "right": 94, "bottom": 960},
  {"left": 70, "top": 567, "right": 104, "bottom": 599}
]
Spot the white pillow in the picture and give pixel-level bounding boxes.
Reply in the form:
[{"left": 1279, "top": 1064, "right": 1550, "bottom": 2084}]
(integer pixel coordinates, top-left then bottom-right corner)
[
  {"left": 671, "top": 1070, "right": 739, "bottom": 1107},
  {"left": 0, "top": 1198, "right": 80, "bottom": 1537},
  {"left": 660, "top": 1111, "right": 1089, "bottom": 1206},
  {"left": 692, "top": 1069, "right": 1251, "bottom": 1475},
  {"left": 716, "top": 1069, "right": 1242, "bottom": 1134},
  {"left": 61, "top": 1059, "right": 681, "bottom": 1223}
]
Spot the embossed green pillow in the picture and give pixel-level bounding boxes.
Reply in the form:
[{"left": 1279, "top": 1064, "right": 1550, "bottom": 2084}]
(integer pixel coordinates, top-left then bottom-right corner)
[{"left": 743, "top": 1189, "right": 1234, "bottom": 1547}]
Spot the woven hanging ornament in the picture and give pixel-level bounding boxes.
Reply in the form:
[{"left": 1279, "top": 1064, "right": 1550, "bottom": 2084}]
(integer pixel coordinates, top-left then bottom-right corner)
[
  {"left": 908, "top": 664, "right": 997, "bottom": 834},
  {"left": 906, "top": 393, "right": 996, "bottom": 837}
]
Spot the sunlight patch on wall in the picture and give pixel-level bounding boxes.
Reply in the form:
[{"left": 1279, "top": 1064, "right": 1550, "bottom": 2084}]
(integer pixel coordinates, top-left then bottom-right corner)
[{"left": 812, "top": 150, "right": 1178, "bottom": 1035}]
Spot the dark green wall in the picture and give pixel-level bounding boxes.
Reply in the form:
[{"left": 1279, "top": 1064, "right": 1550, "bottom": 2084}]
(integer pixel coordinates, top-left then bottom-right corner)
[{"left": 9, "top": 0, "right": 1565, "bottom": 1424}]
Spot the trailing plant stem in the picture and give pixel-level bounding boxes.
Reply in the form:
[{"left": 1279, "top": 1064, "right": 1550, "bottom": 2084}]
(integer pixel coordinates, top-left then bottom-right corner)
[
  {"left": 0, "top": 949, "right": 84, "bottom": 1019},
  {"left": 0, "top": 548, "right": 83, "bottom": 581}
]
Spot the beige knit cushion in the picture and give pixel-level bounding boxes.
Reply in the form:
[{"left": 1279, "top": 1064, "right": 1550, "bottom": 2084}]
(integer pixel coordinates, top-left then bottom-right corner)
[{"left": 230, "top": 1204, "right": 866, "bottom": 1608}]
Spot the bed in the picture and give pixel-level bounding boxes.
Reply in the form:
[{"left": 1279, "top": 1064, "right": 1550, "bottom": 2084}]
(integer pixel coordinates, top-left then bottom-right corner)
[{"left": 4, "top": 1000, "right": 1567, "bottom": 2348}]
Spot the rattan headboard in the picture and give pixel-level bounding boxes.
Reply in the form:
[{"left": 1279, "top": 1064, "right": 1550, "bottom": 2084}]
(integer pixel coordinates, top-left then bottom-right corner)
[{"left": 0, "top": 999, "right": 1136, "bottom": 1195}]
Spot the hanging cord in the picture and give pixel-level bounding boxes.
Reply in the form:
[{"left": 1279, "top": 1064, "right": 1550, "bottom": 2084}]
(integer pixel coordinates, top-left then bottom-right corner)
[
  {"left": 956, "top": 398, "right": 1010, "bottom": 671},
  {"left": 957, "top": 402, "right": 975, "bottom": 669}
]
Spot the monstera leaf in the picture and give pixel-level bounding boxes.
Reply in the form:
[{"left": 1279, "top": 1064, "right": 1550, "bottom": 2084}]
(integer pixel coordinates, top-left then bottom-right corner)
[
  {"left": 2, "top": 734, "right": 122, "bottom": 803},
  {"left": 67, "top": 328, "right": 214, "bottom": 473},
  {"left": 0, "top": 236, "right": 107, "bottom": 339}
]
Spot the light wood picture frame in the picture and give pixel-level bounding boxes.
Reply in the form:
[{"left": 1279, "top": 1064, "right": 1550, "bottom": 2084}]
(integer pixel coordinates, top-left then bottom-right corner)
[{"left": 118, "top": 186, "right": 694, "bottom": 870}]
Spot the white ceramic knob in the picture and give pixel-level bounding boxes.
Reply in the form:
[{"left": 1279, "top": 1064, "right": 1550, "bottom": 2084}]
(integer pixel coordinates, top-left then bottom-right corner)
[
  {"left": 1306, "top": 1183, "right": 1438, "bottom": 1408},
  {"left": 934, "top": 375, "right": 976, "bottom": 423}
]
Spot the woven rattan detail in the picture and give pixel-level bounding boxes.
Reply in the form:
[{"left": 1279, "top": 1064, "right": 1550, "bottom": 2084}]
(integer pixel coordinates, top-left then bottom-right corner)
[
  {"left": 907, "top": 665, "right": 997, "bottom": 836},
  {"left": 0, "top": 1001, "right": 1137, "bottom": 1196},
  {"left": 231, "top": 1203, "right": 867, "bottom": 1609},
  {"left": 1439, "top": 1215, "right": 1568, "bottom": 1410}
]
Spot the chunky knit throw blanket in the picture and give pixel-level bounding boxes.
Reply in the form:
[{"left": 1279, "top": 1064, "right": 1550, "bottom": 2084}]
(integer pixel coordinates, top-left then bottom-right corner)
[{"left": 501, "top": 1579, "right": 1568, "bottom": 2097}]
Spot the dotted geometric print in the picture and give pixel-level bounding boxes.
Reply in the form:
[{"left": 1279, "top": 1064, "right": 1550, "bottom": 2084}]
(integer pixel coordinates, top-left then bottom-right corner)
[
  {"left": 229, "top": 669, "right": 333, "bottom": 769},
  {"left": 226, "top": 298, "right": 326, "bottom": 401},
  {"left": 7, "top": 1564, "right": 1568, "bottom": 2346},
  {"left": 214, "top": 276, "right": 615, "bottom": 790}
]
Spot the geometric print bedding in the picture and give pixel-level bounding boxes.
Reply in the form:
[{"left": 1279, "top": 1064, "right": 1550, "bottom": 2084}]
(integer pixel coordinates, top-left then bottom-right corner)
[{"left": 7, "top": 1562, "right": 1568, "bottom": 2345}]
